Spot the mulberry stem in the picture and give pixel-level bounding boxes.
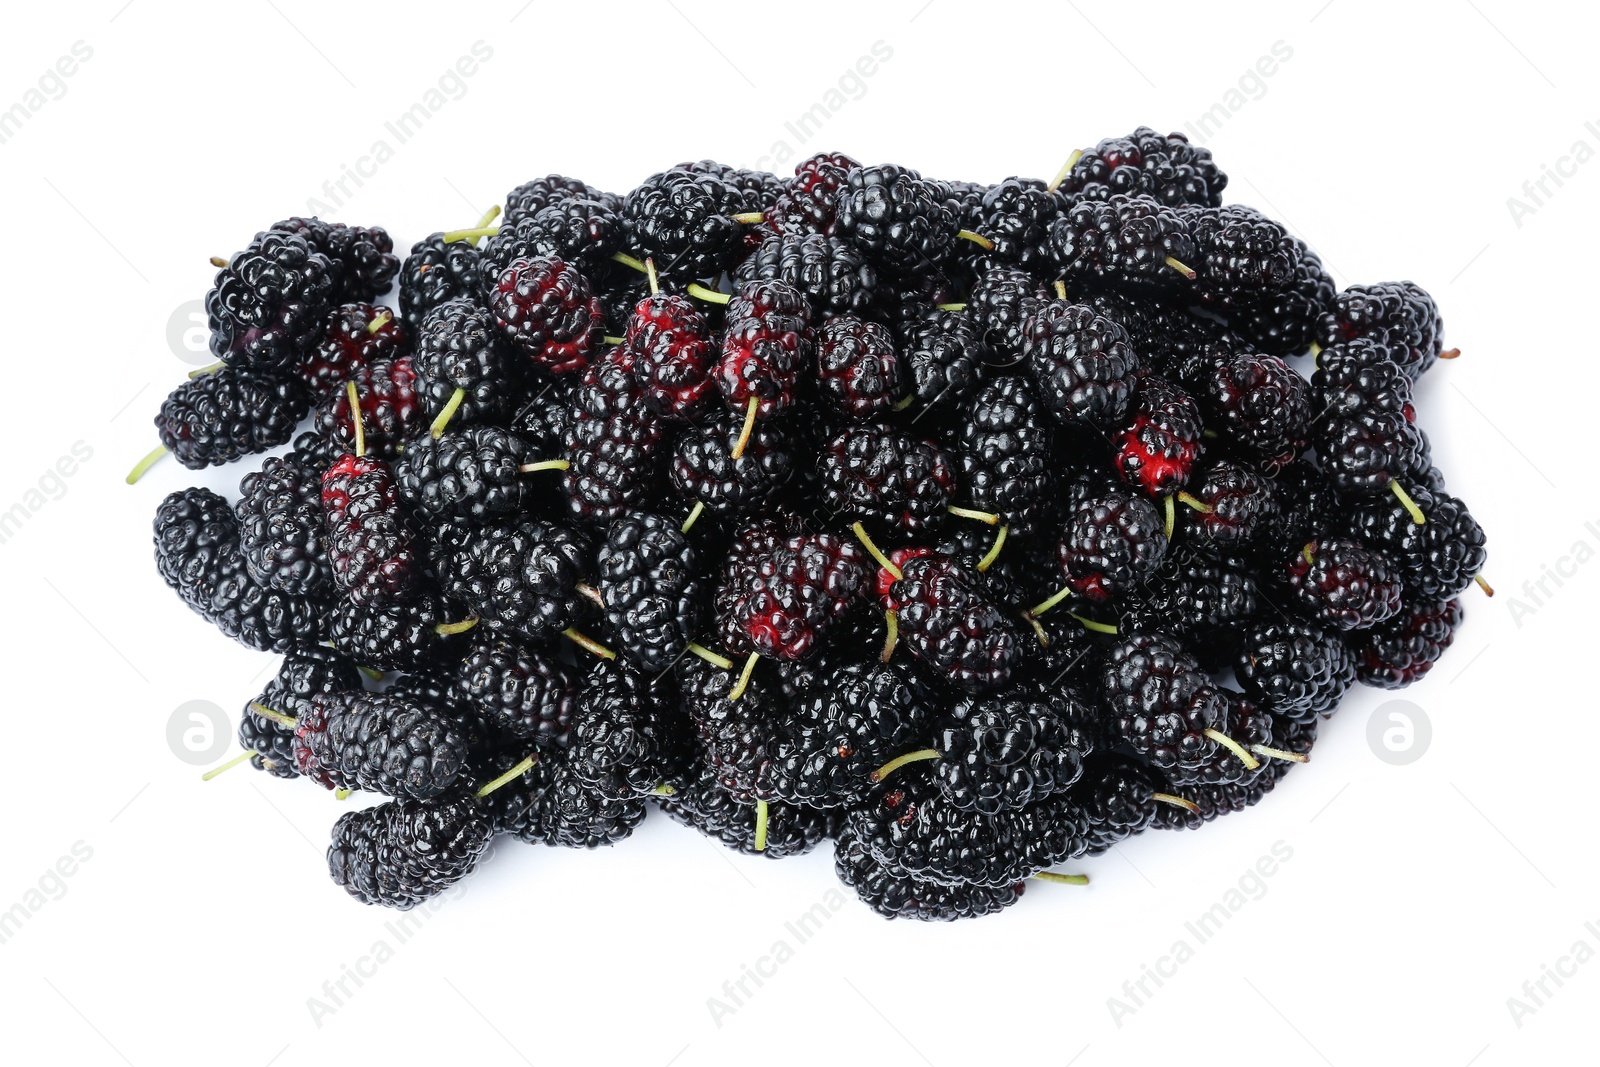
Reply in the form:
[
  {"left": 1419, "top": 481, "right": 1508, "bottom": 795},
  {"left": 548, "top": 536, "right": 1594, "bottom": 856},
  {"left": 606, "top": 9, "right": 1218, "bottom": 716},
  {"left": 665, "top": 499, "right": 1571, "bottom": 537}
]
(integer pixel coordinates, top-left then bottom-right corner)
[
  {"left": 1066, "top": 612, "right": 1118, "bottom": 635},
  {"left": 435, "top": 617, "right": 479, "bottom": 635},
  {"left": 947, "top": 505, "right": 1001, "bottom": 525},
  {"left": 850, "top": 522, "right": 900, "bottom": 580},
  {"left": 880, "top": 610, "right": 899, "bottom": 663},
  {"left": 201, "top": 750, "right": 257, "bottom": 781},
  {"left": 1034, "top": 871, "right": 1090, "bottom": 886},
  {"left": 347, "top": 380, "right": 366, "bottom": 457},
  {"left": 870, "top": 748, "right": 940, "bottom": 783},
  {"left": 956, "top": 229, "right": 994, "bottom": 251},
  {"left": 681, "top": 500, "right": 706, "bottom": 533},
  {"left": 1176, "top": 491, "right": 1213, "bottom": 513},
  {"left": 976, "top": 525, "right": 1008, "bottom": 573},
  {"left": 1163, "top": 494, "right": 1176, "bottom": 540},
  {"left": 476, "top": 753, "right": 537, "bottom": 798},
  {"left": 430, "top": 386, "right": 466, "bottom": 439},
  {"left": 1046, "top": 148, "right": 1083, "bottom": 194},
  {"left": 611, "top": 251, "right": 648, "bottom": 273},
  {"left": 1203, "top": 728, "right": 1261, "bottom": 770},
  {"left": 1053, "top": 280, "right": 1067, "bottom": 300},
  {"left": 473, "top": 205, "right": 502, "bottom": 229},
  {"left": 731, "top": 396, "right": 759, "bottom": 460},
  {"left": 686, "top": 282, "right": 730, "bottom": 304},
  {"left": 686, "top": 642, "right": 733, "bottom": 670},
  {"left": 753, "top": 800, "right": 770, "bottom": 852},
  {"left": 1250, "top": 744, "right": 1308, "bottom": 764},
  {"left": 731, "top": 211, "right": 766, "bottom": 224},
  {"left": 1164, "top": 256, "right": 1196, "bottom": 280},
  {"left": 125, "top": 445, "right": 170, "bottom": 485},
  {"left": 248, "top": 702, "right": 297, "bottom": 729},
  {"left": 561, "top": 627, "right": 616, "bottom": 660},
  {"left": 209, "top": 255, "right": 230, "bottom": 268},
  {"left": 366, "top": 311, "right": 392, "bottom": 334},
  {"left": 187, "top": 361, "right": 223, "bottom": 378},
  {"left": 1152, "top": 792, "right": 1200, "bottom": 814},
  {"left": 519, "top": 459, "right": 570, "bottom": 473},
  {"left": 440, "top": 225, "right": 498, "bottom": 244},
  {"left": 1474, "top": 574, "right": 1495, "bottom": 597},
  {"left": 1389, "top": 478, "right": 1426, "bottom": 525},
  {"left": 727, "top": 652, "right": 760, "bottom": 701}
]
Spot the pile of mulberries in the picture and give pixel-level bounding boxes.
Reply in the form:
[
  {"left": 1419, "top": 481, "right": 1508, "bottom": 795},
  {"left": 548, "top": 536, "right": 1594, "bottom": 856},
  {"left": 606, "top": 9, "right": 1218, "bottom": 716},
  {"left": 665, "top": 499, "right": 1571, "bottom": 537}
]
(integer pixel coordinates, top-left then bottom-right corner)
[{"left": 132, "top": 137, "right": 1486, "bottom": 921}]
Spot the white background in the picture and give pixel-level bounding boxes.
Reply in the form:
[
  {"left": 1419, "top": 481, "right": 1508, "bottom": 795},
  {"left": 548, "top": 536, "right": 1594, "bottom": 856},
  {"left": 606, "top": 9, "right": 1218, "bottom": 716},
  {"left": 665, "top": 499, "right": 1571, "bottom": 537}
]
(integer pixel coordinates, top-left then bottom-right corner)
[{"left": 0, "top": 1, "right": 1593, "bottom": 1064}]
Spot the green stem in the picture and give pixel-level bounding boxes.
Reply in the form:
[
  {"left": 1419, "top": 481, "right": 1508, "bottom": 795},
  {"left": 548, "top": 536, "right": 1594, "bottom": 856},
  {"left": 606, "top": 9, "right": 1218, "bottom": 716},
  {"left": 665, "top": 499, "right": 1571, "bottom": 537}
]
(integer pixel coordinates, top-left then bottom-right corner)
[
  {"left": 125, "top": 445, "right": 169, "bottom": 485},
  {"left": 201, "top": 750, "right": 257, "bottom": 781}
]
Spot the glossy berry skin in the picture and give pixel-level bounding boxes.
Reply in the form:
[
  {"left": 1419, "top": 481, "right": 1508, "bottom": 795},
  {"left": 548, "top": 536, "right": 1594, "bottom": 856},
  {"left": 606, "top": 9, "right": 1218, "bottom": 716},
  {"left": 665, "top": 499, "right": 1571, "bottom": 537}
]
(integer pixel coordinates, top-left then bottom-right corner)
[
  {"left": 1023, "top": 302, "right": 1140, "bottom": 431},
  {"left": 820, "top": 423, "right": 956, "bottom": 536},
  {"left": 1235, "top": 619, "right": 1355, "bottom": 724},
  {"left": 1287, "top": 538, "right": 1404, "bottom": 631},
  {"left": 237, "top": 454, "right": 331, "bottom": 597},
  {"left": 715, "top": 527, "right": 870, "bottom": 661},
  {"left": 269, "top": 217, "right": 398, "bottom": 304},
  {"left": 597, "top": 512, "right": 705, "bottom": 673},
  {"left": 1319, "top": 281, "right": 1444, "bottom": 379},
  {"left": 890, "top": 553, "right": 1023, "bottom": 692},
  {"left": 1181, "top": 204, "right": 1299, "bottom": 300},
  {"left": 833, "top": 164, "right": 959, "bottom": 272},
  {"left": 1122, "top": 548, "right": 1258, "bottom": 668},
  {"left": 399, "top": 233, "right": 486, "bottom": 329},
  {"left": 206, "top": 231, "right": 338, "bottom": 371},
  {"left": 1180, "top": 459, "right": 1277, "bottom": 548},
  {"left": 414, "top": 299, "right": 515, "bottom": 427},
  {"left": 622, "top": 165, "right": 747, "bottom": 280},
  {"left": 659, "top": 766, "right": 835, "bottom": 859},
  {"left": 977, "top": 178, "right": 1063, "bottom": 271},
  {"left": 313, "top": 357, "right": 421, "bottom": 461},
  {"left": 816, "top": 316, "right": 903, "bottom": 417},
  {"left": 568, "top": 661, "right": 690, "bottom": 799},
  {"left": 896, "top": 308, "right": 986, "bottom": 421},
  {"left": 1102, "top": 632, "right": 1225, "bottom": 772},
  {"left": 1233, "top": 239, "right": 1336, "bottom": 357},
  {"left": 932, "top": 683, "right": 1093, "bottom": 814},
  {"left": 969, "top": 266, "right": 1051, "bottom": 359},
  {"left": 1077, "top": 755, "right": 1164, "bottom": 855},
  {"left": 561, "top": 351, "right": 666, "bottom": 523},
  {"left": 453, "top": 639, "right": 580, "bottom": 747},
  {"left": 1049, "top": 194, "right": 1199, "bottom": 289},
  {"left": 321, "top": 454, "right": 419, "bottom": 606},
  {"left": 1056, "top": 490, "right": 1169, "bottom": 603},
  {"left": 394, "top": 427, "right": 534, "bottom": 522},
  {"left": 239, "top": 646, "right": 362, "bottom": 779},
  {"left": 328, "top": 789, "right": 493, "bottom": 910},
  {"left": 716, "top": 279, "right": 814, "bottom": 417},
  {"left": 669, "top": 413, "right": 796, "bottom": 520},
  {"left": 156, "top": 368, "right": 309, "bottom": 471},
  {"left": 300, "top": 303, "right": 407, "bottom": 399},
  {"left": 733, "top": 231, "right": 878, "bottom": 318},
  {"left": 626, "top": 294, "right": 716, "bottom": 421},
  {"left": 153, "top": 487, "right": 327, "bottom": 653},
  {"left": 504, "top": 173, "right": 617, "bottom": 225},
  {"left": 447, "top": 518, "right": 590, "bottom": 643},
  {"left": 488, "top": 256, "right": 605, "bottom": 375},
  {"left": 292, "top": 691, "right": 475, "bottom": 799},
  {"left": 957, "top": 376, "right": 1055, "bottom": 537},
  {"left": 765, "top": 660, "right": 938, "bottom": 808},
  {"left": 1168, "top": 690, "right": 1275, "bottom": 788},
  {"left": 485, "top": 198, "right": 622, "bottom": 273},
  {"left": 1113, "top": 376, "right": 1203, "bottom": 496},
  {"left": 1199, "top": 352, "right": 1311, "bottom": 472},
  {"left": 770, "top": 151, "right": 858, "bottom": 235},
  {"left": 1060, "top": 127, "right": 1226, "bottom": 207},
  {"left": 833, "top": 825, "right": 1024, "bottom": 921},
  {"left": 328, "top": 594, "right": 458, "bottom": 672},
  {"left": 1348, "top": 487, "right": 1487, "bottom": 599},
  {"left": 1352, "top": 598, "right": 1463, "bottom": 689}
]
